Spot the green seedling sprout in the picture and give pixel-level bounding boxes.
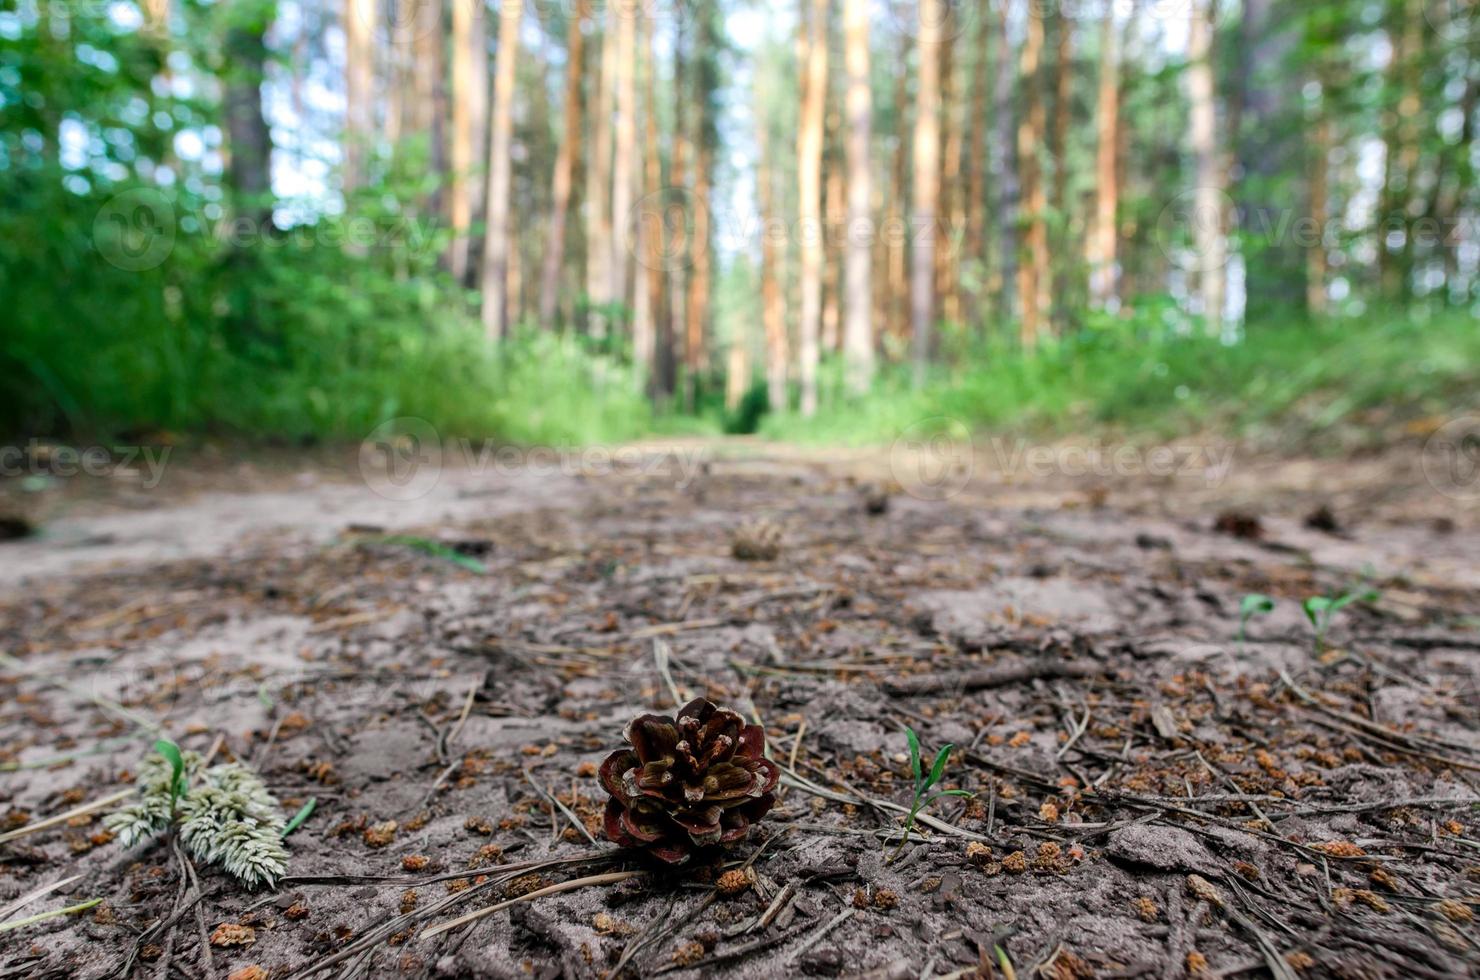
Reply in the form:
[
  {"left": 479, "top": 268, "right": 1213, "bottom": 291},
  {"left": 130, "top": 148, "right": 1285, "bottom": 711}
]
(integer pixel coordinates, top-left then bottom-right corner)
[
  {"left": 1302, "top": 588, "right": 1380, "bottom": 651},
  {"left": 153, "top": 738, "right": 187, "bottom": 815},
  {"left": 889, "top": 726, "right": 974, "bottom": 861},
  {"left": 1238, "top": 594, "right": 1276, "bottom": 649}
]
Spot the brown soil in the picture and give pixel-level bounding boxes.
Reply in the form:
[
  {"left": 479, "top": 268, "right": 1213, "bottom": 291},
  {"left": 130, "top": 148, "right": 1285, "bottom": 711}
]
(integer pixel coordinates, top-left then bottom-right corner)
[{"left": 0, "top": 439, "right": 1476, "bottom": 979}]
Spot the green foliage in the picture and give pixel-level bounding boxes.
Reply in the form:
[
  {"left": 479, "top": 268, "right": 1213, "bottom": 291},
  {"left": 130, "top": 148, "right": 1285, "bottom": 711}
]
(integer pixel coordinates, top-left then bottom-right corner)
[
  {"left": 765, "top": 311, "right": 1480, "bottom": 448},
  {"left": 1303, "top": 587, "right": 1380, "bottom": 649},
  {"left": 373, "top": 535, "right": 487, "bottom": 574},
  {"left": 1238, "top": 594, "right": 1277, "bottom": 647},
  {"left": 890, "top": 726, "right": 973, "bottom": 860}
]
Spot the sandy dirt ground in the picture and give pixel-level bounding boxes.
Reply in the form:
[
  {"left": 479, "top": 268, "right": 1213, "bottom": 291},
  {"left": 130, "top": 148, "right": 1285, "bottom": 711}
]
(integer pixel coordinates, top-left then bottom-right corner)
[{"left": 0, "top": 436, "right": 1476, "bottom": 979}]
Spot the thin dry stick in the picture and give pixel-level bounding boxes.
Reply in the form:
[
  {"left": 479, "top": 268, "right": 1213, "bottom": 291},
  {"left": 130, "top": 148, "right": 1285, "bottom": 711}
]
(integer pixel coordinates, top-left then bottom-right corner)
[
  {"left": 0, "top": 790, "right": 133, "bottom": 845},
  {"left": 419, "top": 870, "right": 644, "bottom": 940},
  {"left": 0, "top": 874, "right": 83, "bottom": 922},
  {"left": 524, "top": 768, "right": 598, "bottom": 846},
  {"left": 653, "top": 638, "right": 685, "bottom": 707}
]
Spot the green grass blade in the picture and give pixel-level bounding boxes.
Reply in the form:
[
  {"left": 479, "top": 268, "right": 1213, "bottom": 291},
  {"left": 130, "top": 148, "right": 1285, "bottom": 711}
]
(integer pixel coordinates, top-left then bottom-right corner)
[
  {"left": 926, "top": 744, "right": 954, "bottom": 790},
  {"left": 282, "top": 797, "right": 317, "bottom": 837}
]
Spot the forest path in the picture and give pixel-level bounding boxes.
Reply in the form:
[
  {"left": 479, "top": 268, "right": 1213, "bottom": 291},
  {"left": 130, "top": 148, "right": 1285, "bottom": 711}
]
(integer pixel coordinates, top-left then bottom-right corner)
[{"left": 0, "top": 437, "right": 1476, "bottom": 977}]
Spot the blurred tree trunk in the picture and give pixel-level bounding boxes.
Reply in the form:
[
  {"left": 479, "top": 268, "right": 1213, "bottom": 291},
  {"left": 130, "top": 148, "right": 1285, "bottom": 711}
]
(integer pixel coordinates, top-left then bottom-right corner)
[
  {"left": 992, "top": 2, "right": 1017, "bottom": 324},
  {"left": 611, "top": 7, "right": 638, "bottom": 331},
  {"left": 910, "top": 0, "right": 941, "bottom": 385},
  {"left": 684, "top": 0, "right": 720, "bottom": 411},
  {"left": 666, "top": 14, "right": 689, "bottom": 401},
  {"left": 224, "top": 2, "right": 275, "bottom": 231},
  {"left": 640, "top": 10, "right": 668, "bottom": 400},
  {"left": 586, "top": 11, "right": 616, "bottom": 338},
  {"left": 413, "top": 0, "right": 445, "bottom": 211},
  {"left": 842, "top": 0, "right": 873, "bottom": 396},
  {"left": 447, "top": 0, "right": 483, "bottom": 281},
  {"left": 758, "top": 117, "right": 788, "bottom": 413},
  {"left": 887, "top": 37, "right": 910, "bottom": 347},
  {"left": 964, "top": 7, "right": 991, "bottom": 313},
  {"left": 1187, "top": 0, "right": 1226, "bottom": 337},
  {"left": 1307, "top": 100, "right": 1331, "bottom": 316},
  {"left": 480, "top": 0, "right": 521, "bottom": 340},
  {"left": 1087, "top": 2, "right": 1121, "bottom": 309},
  {"left": 1049, "top": 13, "right": 1072, "bottom": 330},
  {"left": 343, "top": 0, "right": 374, "bottom": 194},
  {"left": 797, "top": 0, "right": 828, "bottom": 415},
  {"left": 1384, "top": 0, "right": 1424, "bottom": 302},
  {"left": 823, "top": 120, "right": 844, "bottom": 355},
  {"left": 1016, "top": 3, "right": 1049, "bottom": 348},
  {"left": 540, "top": 8, "right": 586, "bottom": 327},
  {"left": 935, "top": 27, "right": 960, "bottom": 329}
]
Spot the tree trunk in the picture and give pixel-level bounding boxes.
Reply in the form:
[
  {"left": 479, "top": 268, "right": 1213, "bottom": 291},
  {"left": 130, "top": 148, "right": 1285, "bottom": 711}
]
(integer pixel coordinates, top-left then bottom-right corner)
[
  {"left": 1087, "top": 2, "right": 1121, "bottom": 309},
  {"left": 539, "top": 9, "right": 586, "bottom": 327},
  {"left": 586, "top": 11, "right": 617, "bottom": 338},
  {"left": 1187, "top": 0, "right": 1227, "bottom": 336},
  {"left": 842, "top": 0, "right": 873, "bottom": 396},
  {"left": 447, "top": 0, "right": 480, "bottom": 280},
  {"left": 1307, "top": 102, "right": 1331, "bottom": 316},
  {"left": 224, "top": 3, "right": 274, "bottom": 232},
  {"left": 758, "top": 116, "right": 788, "bottom": 413},
  {"left": 911, "top": 0, "right": 941, "bottom": 385},
  {"left": 636, "top": 10, "right": 666, "bottom": 393},
  {"left": 413, "top": 0, "right": 445, "bottom": 210},
  {"left": 611, "top": 6, "right": 638, "bottom": 330},
  {"left": 343, "top": 0, "right": 374, "bottom": 193},
  {"left": 1049, "top": 14, "right": 1073, "bottom": 329},
  {"left": 480, "top": 0, "right": 521, "bottom": 341},
  {"left": 1383, "top": 0, "right": 1423, "bottom": 302},
  {"left": 887, "top": 38, "right": 910, "bottom": 347},
  {"left": 992, "top": 2, "right": 1017, "bottom": 323},
  {"left": 1016, "top": 3, "right": 1048, "bottom": 347},
  {"left": 797, "top": 0, "right": 829, "bottom": 415},
  {"left": 935, "top": 27, "right": 961, "bottom": 329},
  {"left": 964, "top": 6, "right": 991, "bottom": 309}
]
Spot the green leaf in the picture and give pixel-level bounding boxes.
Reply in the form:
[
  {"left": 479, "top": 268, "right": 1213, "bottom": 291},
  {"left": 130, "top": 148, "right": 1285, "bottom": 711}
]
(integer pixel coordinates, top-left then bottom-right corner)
[
  {"left": 925, "top": 744, "right": 954, "bottom": 791},
  {"left": 1329, "top": 589, "right": 1379, "bottom": 614},
  {"left": 1240, "top": 594, "right": 1276, "bottom": 618},
  {"left": 153, "top": 739, "right": 185, "bottom": 802},
  {"left": 283, "top": 797, "right": 317, "bottom": 837},
  {"left": 904, "top": 727, "right": 922, "bottom": 786},
  {"left": 1302, "top": 596, "right": 1331, "bottom": 627}
]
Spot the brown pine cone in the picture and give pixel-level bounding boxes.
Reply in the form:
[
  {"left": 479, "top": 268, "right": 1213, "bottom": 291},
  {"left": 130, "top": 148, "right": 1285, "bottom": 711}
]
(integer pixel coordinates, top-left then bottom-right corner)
[{"left": 599, "top": 699, "right": 779, "bottom": 864}]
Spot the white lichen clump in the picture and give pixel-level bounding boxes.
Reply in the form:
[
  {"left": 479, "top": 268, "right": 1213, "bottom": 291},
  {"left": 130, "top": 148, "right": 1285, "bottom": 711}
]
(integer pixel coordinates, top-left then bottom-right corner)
[{"left": 105, "top": 754, "right": 289, "bottom": 889}]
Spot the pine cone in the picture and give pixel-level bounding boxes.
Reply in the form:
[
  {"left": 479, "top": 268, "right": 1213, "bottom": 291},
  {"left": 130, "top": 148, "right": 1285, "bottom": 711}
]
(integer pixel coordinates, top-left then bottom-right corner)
[{"left": 599, "top": 699, "right": 779, "bottom": 864}]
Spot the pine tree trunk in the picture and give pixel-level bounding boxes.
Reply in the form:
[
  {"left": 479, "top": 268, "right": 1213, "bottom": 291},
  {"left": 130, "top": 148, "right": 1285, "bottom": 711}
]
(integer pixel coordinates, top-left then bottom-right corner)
[
  {"left": 635, "top": 11, "right": 666, "bottom": 393},
  {"left": 797, "top": 0, "right": 829, "bottom": 416},
  {"left": 224, "top": 4, "right": 274, "bottom": 232},
  {"left": 842, "top": 0, "right": 873, "bottom": 396},
  {"left": 887, "top": 39, "right": 910, "bottom": 347},
  {"left": 911, "top": 0, "right": 941, "bottom": 385},
  {"left": 1187, "top": 0, "right": 1227, "bottom": 336},
  {"left": 611, "top": 7, "right": 638, "bottom": 330},
  {"left": 964, "top": 6, "right": 991, "bottom": 310},
  {"left": 586, "top": 11, "right": 617, "bottom": 338},
  {"left": 540, "top": 9, "right": 586, "bottom": 327},
  {"left": 343, "top": 0, "right": 374, "bottom": 193},
  {"left": 1087, "top": 3, "right": 1121, "bottom": 309},
  {"left": 479, "top": 0, "right": 521, "bottom": 341},
  {"left": 1016, "top": 4, "right": 1048, "bottom": 348},
  {"left": 1049, "top": 15, "right": 1072, "bottom": 329},
  {"left": 758, "top": 117, "right": 788, "bottom": 413},
  {"left": 1307, "top": 105, "right": 1331, "bottom": 316},
  {"left": 992, "top": 3, "right": 1017, "bottom": 322},
  {"left": 447, "top": 0, "right": 479, "bottom": 281},
  {"left": 935, "top": 28, "right": 961, "bottom": 329},
  {"left": 413, "top": 0, "right": 445, "bottom": 210}
]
